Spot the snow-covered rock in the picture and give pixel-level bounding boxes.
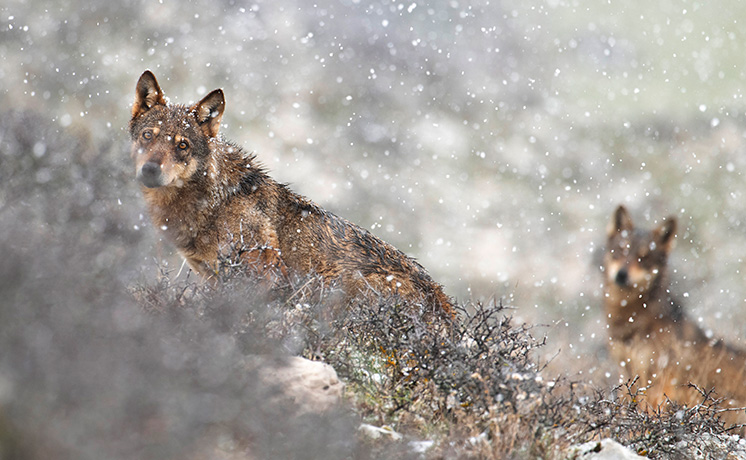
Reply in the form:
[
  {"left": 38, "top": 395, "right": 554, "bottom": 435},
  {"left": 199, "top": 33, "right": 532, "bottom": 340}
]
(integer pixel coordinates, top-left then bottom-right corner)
[
  {"left": 569, "top": 439, "right": 645, "bottom": 460},
  {"left": 358, "top": 423, "right": 403, "bottom": 441},
  {"left": 257, "top": 356, "right": 344, "bottom": 413}
]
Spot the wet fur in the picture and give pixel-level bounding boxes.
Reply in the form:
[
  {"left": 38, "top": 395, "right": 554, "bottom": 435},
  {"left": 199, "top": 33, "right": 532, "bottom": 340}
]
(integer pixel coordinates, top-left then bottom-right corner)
[
  {"left": 603, "top": 205, "right": 746, "bottom": 427},
  {"left": 130, "top": 71, "right": 453, "bottom": 320}
]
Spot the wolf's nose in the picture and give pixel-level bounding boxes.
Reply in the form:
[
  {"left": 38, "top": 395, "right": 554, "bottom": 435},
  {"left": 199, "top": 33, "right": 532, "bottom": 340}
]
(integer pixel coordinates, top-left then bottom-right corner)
[
  {"left": 139, "top": 161, "right": 162, "bottom": 188},
  {"left": 615, "top": 268, "right": 629, "bottom": 286}
]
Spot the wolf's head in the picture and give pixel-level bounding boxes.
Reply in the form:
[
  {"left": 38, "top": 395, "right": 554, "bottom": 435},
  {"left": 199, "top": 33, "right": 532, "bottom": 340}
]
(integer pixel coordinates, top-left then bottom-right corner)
[
  {"left": 129, "top": 71, "right": 225, "bottom": 189},
  {"left": 604, "top": 205, "right": 676, "bottom": 295}
]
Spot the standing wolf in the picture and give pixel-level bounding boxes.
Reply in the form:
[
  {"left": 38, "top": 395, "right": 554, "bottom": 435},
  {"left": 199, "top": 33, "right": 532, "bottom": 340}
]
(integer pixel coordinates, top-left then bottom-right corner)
[
  {"left": 129, "top": 70, "right": 453, "bottom": 319},
  {"left": 603, "top": 205, "right": 746, "bottom": 426}
]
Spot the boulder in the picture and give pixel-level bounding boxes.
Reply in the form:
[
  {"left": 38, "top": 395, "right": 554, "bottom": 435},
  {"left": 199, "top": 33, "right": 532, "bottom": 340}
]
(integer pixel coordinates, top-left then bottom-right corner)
[
  {"left": 569, "top": 439, "right": 645, "bottom": 460},
  {"left": 257, "top": 356, "right": 344, "bottom": 413}
]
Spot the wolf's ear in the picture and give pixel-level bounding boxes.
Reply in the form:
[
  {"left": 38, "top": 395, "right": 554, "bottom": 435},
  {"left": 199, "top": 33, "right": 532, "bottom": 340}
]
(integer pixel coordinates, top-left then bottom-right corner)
[
  {"left": 132, "top": 71, "right": 166, "bottom": 119},
  {"left": 192, "top": 89, "right": 225, "bottom": 138},
  {"left": 608, "top": 205, "right": 634, "bottom": 237},
  {"left": 654, "top": 217, "right": 677, "bottom": 252}
]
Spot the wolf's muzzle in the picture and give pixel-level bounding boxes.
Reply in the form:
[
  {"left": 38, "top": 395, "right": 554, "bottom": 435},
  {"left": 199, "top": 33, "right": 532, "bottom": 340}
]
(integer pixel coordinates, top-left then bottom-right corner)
[
  {"left": 614, "top": 268, "right": 629, "bottom": 287},
  {"left": 138, "top": 161, "right": 163, "bottom": 188}
]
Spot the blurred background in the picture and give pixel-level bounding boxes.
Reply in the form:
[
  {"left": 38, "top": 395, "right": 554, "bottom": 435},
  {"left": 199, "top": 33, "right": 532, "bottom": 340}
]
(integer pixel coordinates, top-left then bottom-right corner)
[{"left": 3, "top": 0, "right": 746, "bottom": 408}]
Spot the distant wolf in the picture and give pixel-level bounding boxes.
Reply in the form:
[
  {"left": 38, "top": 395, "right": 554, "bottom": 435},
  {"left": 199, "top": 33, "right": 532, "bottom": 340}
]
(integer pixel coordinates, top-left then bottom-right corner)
[
  {"left": 129, "top": 70, "right": 453, "bottom": 320},
  {"left": 603, "top": 205, "right": 746, "bottom": 426}
]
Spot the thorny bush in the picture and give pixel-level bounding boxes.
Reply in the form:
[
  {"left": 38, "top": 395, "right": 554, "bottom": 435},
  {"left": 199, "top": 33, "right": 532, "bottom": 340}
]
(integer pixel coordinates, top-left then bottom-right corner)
[{"left": 135, "top": 259, "right": 746, "bottom": 458}]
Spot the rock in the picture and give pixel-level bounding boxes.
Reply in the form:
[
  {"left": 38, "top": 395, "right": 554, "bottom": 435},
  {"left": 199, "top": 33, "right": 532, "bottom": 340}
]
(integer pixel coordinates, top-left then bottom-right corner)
[
  {"left": 569, "top": 439, "right": 645, "bottom": 460},
  {"left": 569, "top": 434, "right": 746, "bottom": 460},
  {"left": 257, "top": 356, "right": 344, "bottom": 413},
  {"left": 358, "top": 423, "right": 403, "bottom": 441},
  {"left": 183, "top": 357, "right": 345, "bottom": 460}
]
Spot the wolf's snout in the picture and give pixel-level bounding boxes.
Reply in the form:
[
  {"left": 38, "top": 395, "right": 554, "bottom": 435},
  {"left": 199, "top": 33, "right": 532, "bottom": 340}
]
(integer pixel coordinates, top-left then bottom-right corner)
[
  {"left": 139, "top": 161, "right": 163, "bottom": 188},
  {"left": 615, "top": 268, "right": 629, "bottom": 286}
]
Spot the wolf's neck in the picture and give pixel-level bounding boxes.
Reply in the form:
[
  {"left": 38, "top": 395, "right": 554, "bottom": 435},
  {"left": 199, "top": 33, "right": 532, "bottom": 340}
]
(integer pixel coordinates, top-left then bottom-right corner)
[
  {"left": 605, "top": 273, "right": 673, "bottom": 338},
  {"left": 202, "top": 144, "right": 263, "bottom": 202}
]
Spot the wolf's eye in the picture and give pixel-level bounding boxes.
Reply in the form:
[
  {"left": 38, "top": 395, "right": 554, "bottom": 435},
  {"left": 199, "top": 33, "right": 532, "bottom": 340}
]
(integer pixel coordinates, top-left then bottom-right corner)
[
  {"left": 142, "top": 130, "right": 153, "bottom": 140},
  {"left": 177, "top": 141, "right": 189, "bottom": 150}
]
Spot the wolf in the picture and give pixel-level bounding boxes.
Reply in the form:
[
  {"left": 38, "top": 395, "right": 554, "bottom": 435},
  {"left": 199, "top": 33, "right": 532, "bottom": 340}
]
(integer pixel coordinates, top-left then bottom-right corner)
[
  {"left": 603, "top": 204, "right": 746, "bottom": 427},
  {"left": 129, "top": 70, "right": 453, "bottom": 320}
]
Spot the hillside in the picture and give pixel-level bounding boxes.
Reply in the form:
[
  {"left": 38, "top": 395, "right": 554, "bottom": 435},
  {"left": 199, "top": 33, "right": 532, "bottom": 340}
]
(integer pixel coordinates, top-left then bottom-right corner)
[{"left": 2, "top": 0, "right": 746, "bottom": 457}]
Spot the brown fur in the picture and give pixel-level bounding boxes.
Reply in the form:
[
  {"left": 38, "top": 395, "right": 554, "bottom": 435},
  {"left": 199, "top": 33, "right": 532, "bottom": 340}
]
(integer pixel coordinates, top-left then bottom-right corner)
[
  {"left": 603, "top": 205, "right": 746, "bottom": 427},
  {"left": 129, "top": 70, "right": 453, "bottom": 320}
]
